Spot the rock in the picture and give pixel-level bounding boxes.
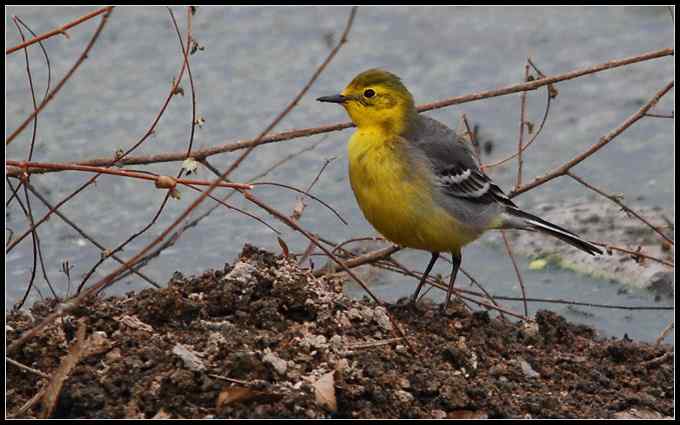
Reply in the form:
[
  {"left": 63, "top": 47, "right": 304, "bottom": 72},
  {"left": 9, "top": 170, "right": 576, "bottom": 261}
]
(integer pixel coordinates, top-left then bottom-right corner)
[
  {"left": 395, "top": 390, "right": 414, "bottom": 403},
  {"left": 518, "top": 358, "right": 540, "bottom": 379},
  {"left": 373, "top": 307, "right": 392, "bottom": 331},
  {"left": 262, "top": 349, "right": 288, "bottom": 375},
  {"left": 223, "top": 261, "right": 256, "bottom": 284},
  {"left": 172, "top": 343, "right": 205, "bottom": 371}
]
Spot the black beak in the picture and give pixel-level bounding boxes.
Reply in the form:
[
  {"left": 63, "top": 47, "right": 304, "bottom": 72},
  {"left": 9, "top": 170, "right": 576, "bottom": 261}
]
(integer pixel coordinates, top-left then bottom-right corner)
[{"left": 316, "top": 94, "right": 348, "bottom": 104}]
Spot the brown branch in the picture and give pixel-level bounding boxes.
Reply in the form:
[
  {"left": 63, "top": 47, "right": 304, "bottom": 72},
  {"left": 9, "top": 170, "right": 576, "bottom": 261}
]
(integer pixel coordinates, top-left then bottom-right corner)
[
  {"left": 219, "top": 6, "right": 358, "bottom": 180},
  {"left": 79, "top": 8, "right": 201, "bottom": 293},
  {"left": 6, "top": 160, "right": 252, "bottom": 190},
  {"left": 460, "top": 113, "right": 481, "bottom": 162},
  {"left": 510, "top": 81, "right": 674, "bottom": 198},
  {"left": 6, "top": 7, "right": 114, "bottom": 145},
  {"left": 641, "top": 351, "right": 672, "bottom": 367},
  {"left": 456, "top": 289, "right": 672, "bottom": 311},
  {"left": 567, "top": 172, "right": 674, "bottom": 245},
  {"left": 8, "top": 47, "right": 673, "bottom": 176},
  {"left": 6, "top": 7, "right": 196, "bottom": 254},
  {"left": 40, "top": 319, "right": 88, "bottom": 418},
  {"left": 9, "top": 386, "right": 47, "bottom": 418},
  {"left": 8, "top": 6, "right": 358, "bottom": 355},
  {"left": 313, "top": 244, "right": 402, "bottom": 277},
  {"left": 654, "top": 321, "right": 674, "bottom": 346},
  {"left": 6, "top": 124, "right": 349, "bottom": 177},
  {"left": 592, "top": 242, "right": 674, "bottom": 268},
  {"left": 6, "top": 7, "right": 111, "bottom": 55},
  {"left": 6, "top": 357, "right": 50, "bottom": 379},
  {"left": 481, "top": 80, "right": 553, "bottom": 171},
  {"left": 501, "top": 230, "right": 528, "bottom": 317},
  {"left": 25, "top": 181, "right": 161, "bottom": 288},
  {"left": 419, "top": 47, "right": 673, "bottom": 112},
  {"left": 127, "top": 140, "right": 323, "bottom": 276},
  {"left": 515, "top": 63, "right": 530, "bottom": 189},
  {"left": 644, "top": 111, "right": 674, "bottom": 118}
]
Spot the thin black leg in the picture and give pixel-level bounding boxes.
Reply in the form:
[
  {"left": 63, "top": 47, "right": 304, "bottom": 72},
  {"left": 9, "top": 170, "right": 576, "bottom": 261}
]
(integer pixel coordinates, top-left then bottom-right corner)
[
  {"left": 444, "top": 253, "right": 462, "bottom": 310},
  {"left": 410, "top": 252, "right": 439, "bottom": 305}
]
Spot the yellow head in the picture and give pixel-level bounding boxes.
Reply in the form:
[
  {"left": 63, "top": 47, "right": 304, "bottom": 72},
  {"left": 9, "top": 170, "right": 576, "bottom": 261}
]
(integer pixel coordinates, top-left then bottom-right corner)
[{"left": 317, "top": 69, "right": 416, "bottom": 134}]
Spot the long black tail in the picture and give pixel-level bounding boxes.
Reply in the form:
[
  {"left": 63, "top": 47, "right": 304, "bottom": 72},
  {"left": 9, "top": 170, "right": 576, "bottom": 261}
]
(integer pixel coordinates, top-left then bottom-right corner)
[{"left": 504, "top": 207, "right": 603, "bottom": 256}]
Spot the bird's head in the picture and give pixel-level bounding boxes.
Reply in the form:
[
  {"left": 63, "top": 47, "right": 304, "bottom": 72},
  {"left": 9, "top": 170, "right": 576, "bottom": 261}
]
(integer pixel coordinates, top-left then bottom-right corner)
[{"left": 317, "top": 69, "right": 416, "bottom": 133}]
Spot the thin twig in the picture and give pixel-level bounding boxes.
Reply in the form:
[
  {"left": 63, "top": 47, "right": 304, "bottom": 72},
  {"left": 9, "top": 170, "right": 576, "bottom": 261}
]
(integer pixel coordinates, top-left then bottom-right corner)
[
  {"left": 312, "top": 244, "right": 401, "bottom": 277},
  {"left": 641, "top": 351, "right": 672, "bottom": 367},
  {"left": 515, "top": 63, "right": 530, "bottom": 189},
  {"left": 510, "top": 81, "right": 674, "bottom": 198},
  {"left": 501, "top": 230, "right": 528, "bottom": 317},
  {"left": 9, "top": 47, "right": 673, "bottom": 175},
  {"left": 483, "top": 61, "right": 554, "bottom": 171},
  {"left": 219, "top": 6, "right": 358, "bottom": 181},
  {"left": 9, "top": 385, "right": 46, "bottom": 418},
  {"left": 568, "top": 172, "right": 674, "bottom": 246},
  {"left": 654, "top": 321, "right": 674, "bottom": 346},
  {"left": 6, "top": 7, "right": 111, "bottom": 54},
  {"left": 128, "top": 141, "right": 322, "bottom": 275},
  {"left": 251, "top": 181, "right": 346, "bottom": 225},
  {"left": 74, "top": 9, "right": 198, "bottom": 294},
  {"left": 6, "top": 7, "right": 114, "bottom": 145},
  {"left": 6, "top": 161, "right": 252, "bottom": 189},
  {"left": 5, "top": 8, "right": 195, "bottom": 255},
  {"left": 8, "top": 5, "right": 359, "bottom": 355},
  {"left": 6, "top": 357, "right": 50, "bottom": 379},
  {"left": 420, "top": 47, "right": 673, "bottom": 113},
  {"left": 346, "top": 337, "right": 404, "bottom": 350},
  {"left": 591, "top": 241, "right": 674, "bottom": 268}
]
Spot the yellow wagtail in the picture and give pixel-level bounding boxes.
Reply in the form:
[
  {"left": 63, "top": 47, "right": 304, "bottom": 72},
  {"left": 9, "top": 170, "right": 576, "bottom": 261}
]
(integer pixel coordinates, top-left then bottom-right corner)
[{"left": 317, "top": 69, "right": 602, "bottom": 309}]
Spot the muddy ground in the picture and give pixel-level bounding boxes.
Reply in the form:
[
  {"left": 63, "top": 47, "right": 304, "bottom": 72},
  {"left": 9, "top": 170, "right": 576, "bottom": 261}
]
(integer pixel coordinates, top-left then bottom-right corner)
[{"left": 6, "top": 245, "right": 674, "bottom": 419}]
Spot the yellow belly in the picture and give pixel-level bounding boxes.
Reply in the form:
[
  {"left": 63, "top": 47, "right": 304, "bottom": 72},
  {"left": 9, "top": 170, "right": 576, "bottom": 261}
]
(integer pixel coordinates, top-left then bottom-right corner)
[{"left": 348, "top": 131, "right": 478, "bottom": 253}]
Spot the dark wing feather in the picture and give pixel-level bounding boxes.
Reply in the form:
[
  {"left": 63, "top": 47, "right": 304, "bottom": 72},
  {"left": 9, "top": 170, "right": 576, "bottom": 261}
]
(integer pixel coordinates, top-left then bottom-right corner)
[
  {"left": 437, "top": 163, "right": 517, "bottom": 208},
  {"left": 408, "top": 115, "right": 516, "bottom": 208}
]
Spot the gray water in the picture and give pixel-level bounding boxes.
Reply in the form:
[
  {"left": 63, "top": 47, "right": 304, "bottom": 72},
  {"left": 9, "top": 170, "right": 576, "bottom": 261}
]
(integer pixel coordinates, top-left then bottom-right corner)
[{"left": 5, "top": 6, "right": 674, "bottom": 343}]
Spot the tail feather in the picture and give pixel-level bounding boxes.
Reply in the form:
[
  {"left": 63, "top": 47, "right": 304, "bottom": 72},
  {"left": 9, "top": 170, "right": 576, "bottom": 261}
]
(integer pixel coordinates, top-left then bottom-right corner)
[{"left": 503, "top": 207, "right": 602, "bottom": 256}]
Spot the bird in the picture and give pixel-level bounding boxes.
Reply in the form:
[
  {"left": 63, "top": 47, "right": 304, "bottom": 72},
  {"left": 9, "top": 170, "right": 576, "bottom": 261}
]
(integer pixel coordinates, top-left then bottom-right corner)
[{"left": 317, "top": 69, "right": 602, "bottom": 309}]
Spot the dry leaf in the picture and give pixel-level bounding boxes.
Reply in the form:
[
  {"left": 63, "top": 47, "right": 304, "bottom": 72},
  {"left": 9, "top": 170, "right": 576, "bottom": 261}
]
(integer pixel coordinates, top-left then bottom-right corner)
[
  {"left": 313, "top": 371, "right": 337, "bottom": 413},
  {"left": 277, "top": 237, "right": 290, "bottom": 258},
  {"left": 115, "top": 315, "right": 153, "bottom": 333},
  {"left": 216, "top": 386, "right": 261, "bottom": 409},
  {"left": 84, "top": 331, "right": 112, "bottom": 357},
  {"left": 448, "top": 409, "right": 488, "bottom": 419},
  {"left": 152, "top": 408, "right": 171, "bottom": 419}
]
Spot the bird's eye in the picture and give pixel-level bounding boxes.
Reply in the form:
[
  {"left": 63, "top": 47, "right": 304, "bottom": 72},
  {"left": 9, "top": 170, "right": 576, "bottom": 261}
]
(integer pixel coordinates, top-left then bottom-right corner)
[{"left": 363, "top": 89, "right": 375, "bottom": 98}]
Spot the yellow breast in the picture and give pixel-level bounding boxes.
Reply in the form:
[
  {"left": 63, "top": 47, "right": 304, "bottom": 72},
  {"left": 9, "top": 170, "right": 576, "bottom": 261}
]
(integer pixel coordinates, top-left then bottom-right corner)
[{"left": 347, "top": 130, "right": 477, "bottom": 253}]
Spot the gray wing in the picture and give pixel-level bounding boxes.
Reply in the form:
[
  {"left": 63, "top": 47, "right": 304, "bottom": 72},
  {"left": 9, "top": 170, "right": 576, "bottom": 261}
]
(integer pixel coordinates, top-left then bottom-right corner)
[{"left": 408, "top": 115, "right": 516, "bottom": 209}]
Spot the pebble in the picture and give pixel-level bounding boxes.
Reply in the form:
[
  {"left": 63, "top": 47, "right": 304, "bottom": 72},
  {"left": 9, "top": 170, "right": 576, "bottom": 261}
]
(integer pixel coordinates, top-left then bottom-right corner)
[
  {"left": 223, "top": 261, "right": 256, "bottom": 284},
  {"left": 519, "top": 358, "right": 540, "bottom": 379},
  {"left": 395, "top": 390, "right": 414, "bottom": 403},
  {"left": 263, "top": 349, "right": 288, "bottom": 375},
  {"left": 172, "top": 343, "right": 206, "bottom": 372},
  {"left": 373, "top": 307, "right": 393, "bottom": 331}
]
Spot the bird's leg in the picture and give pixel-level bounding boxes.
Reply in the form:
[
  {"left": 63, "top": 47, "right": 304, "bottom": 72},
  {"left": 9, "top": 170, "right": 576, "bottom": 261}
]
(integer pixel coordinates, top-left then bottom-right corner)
[
  {"left": 410, "top": 252, "right": 439, "bottom": 306},
  {"left": 443, "top": 253, "right": 462, "bottom": 311}
]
